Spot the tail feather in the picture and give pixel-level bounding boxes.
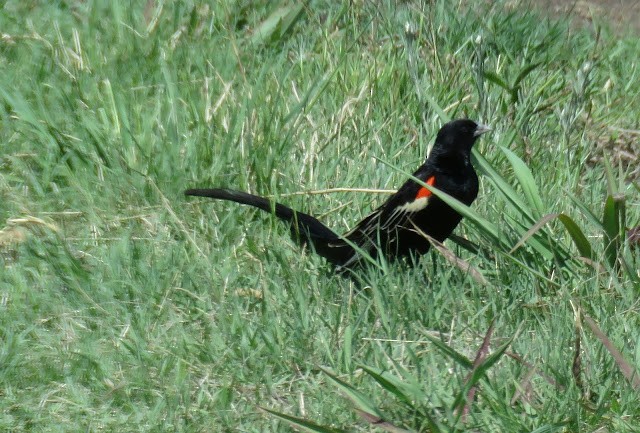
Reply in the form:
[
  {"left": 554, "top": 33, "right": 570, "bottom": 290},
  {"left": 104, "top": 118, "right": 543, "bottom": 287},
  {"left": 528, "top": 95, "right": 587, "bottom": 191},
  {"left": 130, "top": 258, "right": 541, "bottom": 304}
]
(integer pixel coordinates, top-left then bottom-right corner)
[{"left": 185, "top": 188, "right": 355, "bottom": 266}]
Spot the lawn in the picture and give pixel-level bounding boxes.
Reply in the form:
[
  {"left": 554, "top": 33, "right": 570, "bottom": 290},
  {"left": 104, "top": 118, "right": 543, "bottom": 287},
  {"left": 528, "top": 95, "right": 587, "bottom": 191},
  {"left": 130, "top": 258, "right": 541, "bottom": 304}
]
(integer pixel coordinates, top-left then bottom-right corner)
[{"left": 1, "top": 1, "right": 639, "bottom": 431}]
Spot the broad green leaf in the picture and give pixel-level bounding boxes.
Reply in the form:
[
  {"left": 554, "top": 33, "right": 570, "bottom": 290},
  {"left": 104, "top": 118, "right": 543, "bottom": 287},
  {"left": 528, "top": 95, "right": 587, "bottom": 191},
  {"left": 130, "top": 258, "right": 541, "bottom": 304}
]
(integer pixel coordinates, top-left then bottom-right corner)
[
  {"left": 422, "top": 333, "right": 473, "bottom": 369},
  {"left": 513, "top": 62, "right": 543, "bottom": 87},
  {"left": 278, "top": 3, "right": 305, "bottom": 38},
  {"left": 260, "top": 407, "right": 346, "bottom": 433},
  {"left": 321, "top": 368, "right": 384, "bottom": 419},
  {"left": 360, "top": 365, "right": 424, "bottom": 407},
  {"left": 557, "top": 213, "right": 593, "bottom": 259},
  {"left": 510, "top": 213, "right": 591, "bottom": 262},
  {"left": 569, "top": 193, "right": 603, "bottom": 229},
  {"left": 484, "top": 71, "right": 511, "bottom": 90},
  {"left": 250, "top": 3, "right": 304, "bottom": 45},
  {"left": 423, "top": 93, "right": 448, "bottom": 123},
  {"left": 500, "top": 146, "right": 544, "bottom": 215},
  {"left": 529, "top": 423, "right": 571, "bottom": 433},
  {"left": 603, "top": 195, "right": 621, "bottom": 269},
  {"left": 472, "top": 149, "right": 536, "bottom": 224}
]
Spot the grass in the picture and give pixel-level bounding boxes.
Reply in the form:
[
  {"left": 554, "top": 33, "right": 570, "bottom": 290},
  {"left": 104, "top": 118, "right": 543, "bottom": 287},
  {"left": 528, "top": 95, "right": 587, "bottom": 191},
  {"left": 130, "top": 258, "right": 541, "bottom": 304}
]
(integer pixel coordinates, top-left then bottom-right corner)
[{"left": 1, "top": 0, "right": 639, "bottom": 431}]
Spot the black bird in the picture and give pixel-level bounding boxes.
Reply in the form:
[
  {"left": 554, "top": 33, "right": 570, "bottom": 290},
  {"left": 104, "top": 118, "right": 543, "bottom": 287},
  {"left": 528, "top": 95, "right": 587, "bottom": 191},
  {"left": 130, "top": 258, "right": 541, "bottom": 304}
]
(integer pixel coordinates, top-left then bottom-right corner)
[{"left": 185, "top": 119, "right": 490, "bottom": 272}]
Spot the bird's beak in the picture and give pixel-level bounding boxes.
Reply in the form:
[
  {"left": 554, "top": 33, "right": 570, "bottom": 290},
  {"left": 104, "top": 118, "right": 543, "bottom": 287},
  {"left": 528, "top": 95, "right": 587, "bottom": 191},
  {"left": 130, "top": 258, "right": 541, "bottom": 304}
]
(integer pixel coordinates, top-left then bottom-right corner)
[{"left": 474, "top": 124, "right": 492, "bottom": 137}]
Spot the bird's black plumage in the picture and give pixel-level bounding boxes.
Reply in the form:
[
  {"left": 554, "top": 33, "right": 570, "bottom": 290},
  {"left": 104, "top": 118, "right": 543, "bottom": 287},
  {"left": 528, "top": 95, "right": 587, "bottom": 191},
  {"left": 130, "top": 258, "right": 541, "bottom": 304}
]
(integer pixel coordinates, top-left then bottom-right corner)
[{"left": 185, "top": 119, "right": 490, "bottom": 271}]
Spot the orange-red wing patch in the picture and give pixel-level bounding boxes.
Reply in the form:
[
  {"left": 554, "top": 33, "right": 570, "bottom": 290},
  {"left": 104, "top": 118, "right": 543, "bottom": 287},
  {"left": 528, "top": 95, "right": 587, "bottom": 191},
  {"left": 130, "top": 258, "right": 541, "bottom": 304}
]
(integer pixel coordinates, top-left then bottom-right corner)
[{"left": 415, "top": 176, "right": 436, "bottom": 199}]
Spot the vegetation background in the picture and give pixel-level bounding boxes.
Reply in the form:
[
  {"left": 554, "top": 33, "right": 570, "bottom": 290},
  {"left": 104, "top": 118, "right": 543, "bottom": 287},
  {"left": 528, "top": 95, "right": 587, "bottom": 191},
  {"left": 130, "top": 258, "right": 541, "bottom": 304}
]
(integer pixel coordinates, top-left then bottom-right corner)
[{"left": 1, "top": 1, "right": 639, "bottom": 431}]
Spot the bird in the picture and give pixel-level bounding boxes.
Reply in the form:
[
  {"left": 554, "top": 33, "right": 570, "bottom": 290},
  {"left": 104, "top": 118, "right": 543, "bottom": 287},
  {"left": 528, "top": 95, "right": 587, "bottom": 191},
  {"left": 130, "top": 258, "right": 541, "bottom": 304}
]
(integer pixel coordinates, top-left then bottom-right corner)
[{"left": 185, "top": 118, "right": 490, "bottom": 272}]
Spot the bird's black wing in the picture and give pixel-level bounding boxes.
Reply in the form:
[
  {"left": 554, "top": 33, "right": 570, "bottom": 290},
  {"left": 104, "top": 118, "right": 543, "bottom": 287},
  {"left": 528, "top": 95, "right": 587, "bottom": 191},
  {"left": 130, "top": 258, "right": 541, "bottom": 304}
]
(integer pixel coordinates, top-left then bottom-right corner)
[{"left": 331, "top": 166, "right": 437, "bottom": 268}]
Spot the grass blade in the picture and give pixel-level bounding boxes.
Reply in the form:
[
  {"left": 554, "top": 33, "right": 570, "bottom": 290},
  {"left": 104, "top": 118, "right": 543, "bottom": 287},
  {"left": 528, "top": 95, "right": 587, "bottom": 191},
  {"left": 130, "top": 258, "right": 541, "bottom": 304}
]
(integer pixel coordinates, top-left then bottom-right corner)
[{"left": 510, "top": 213, "right": 558, "bottom": 253}]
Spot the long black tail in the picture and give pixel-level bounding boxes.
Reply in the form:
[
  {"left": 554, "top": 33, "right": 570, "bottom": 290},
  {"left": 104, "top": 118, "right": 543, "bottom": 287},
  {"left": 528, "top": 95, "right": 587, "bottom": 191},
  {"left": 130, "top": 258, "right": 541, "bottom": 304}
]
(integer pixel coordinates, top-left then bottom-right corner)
[{"left": 184, "top": 188, "right": 354, "bottom": 266}]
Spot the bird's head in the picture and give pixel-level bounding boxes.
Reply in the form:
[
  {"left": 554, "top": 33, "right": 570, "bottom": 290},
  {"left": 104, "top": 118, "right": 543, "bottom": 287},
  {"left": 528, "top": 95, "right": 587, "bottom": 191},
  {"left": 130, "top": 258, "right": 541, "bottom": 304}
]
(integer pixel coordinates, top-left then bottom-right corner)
[{"left": 435, "top": 119, "right": 491, "bottom": 152}]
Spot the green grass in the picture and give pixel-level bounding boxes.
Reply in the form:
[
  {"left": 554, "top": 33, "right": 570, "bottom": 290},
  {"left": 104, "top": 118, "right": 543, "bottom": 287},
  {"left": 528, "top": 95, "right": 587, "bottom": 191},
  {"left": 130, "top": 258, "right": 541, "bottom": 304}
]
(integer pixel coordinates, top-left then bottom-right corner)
[{"left": 1, "top": 1, "right": 639, "bottom": 431}]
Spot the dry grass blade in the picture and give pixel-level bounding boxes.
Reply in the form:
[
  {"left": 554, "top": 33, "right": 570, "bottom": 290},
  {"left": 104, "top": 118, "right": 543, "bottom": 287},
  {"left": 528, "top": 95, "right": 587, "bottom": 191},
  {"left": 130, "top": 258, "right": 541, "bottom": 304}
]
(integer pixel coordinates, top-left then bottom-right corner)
[
  {"left": 150, "top": 179, "right": 206, "bottom": 258},
  {"left": 272, "top": 187, "right": 396, "bottom": 198},
  {"left": 0, "top": 216, "right": 59, "bottom": 247},
  {"left": 355, "top": 410, "right": 413, "bottom": 433},
  {"left": 572, "top": 324, "right": 586, "bottom": 399},
  {"left": 457, "top": 321, "right": 495, "bottom": 420},
  {"left": 506, "top": 351, "right": 562, "bottom": 390},
  {"left": 412, "top": 225, "right": 488, "bottom": 285},
  {"left": 628, "top": 225, "right": 640, "bottom": 248},
  {"left": 575, "top": 257, "right": 607, "bottom": 273},
  {"left": 510, "top": 364, "right": 539, "bottom": 406},
  {"left": 0, "top": 224, "right": 27, "bottom": 248},
  {"left": 571, "top": 301, "right": 587, "bottom": 399},
  {"left": 584, "top": 315, "right": 640, "bottom": 390}
]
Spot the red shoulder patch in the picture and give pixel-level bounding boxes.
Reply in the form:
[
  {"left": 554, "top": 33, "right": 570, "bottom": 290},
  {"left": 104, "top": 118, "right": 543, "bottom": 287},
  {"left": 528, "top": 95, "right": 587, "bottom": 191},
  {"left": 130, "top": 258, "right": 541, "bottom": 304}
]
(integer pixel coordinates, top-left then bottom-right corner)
[{"left": 415, "top": 176, "right": 436, "bottom": 199}]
